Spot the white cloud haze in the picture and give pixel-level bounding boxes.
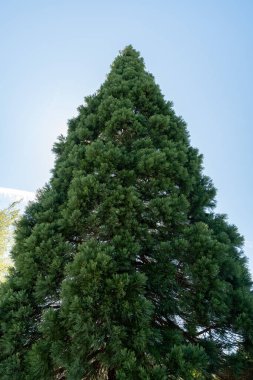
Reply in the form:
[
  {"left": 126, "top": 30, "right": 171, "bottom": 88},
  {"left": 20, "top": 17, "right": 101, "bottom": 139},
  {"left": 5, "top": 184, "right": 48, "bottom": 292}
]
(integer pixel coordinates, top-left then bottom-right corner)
[{"left": 0, "top": 187, "right": 35, "bottom": 203}]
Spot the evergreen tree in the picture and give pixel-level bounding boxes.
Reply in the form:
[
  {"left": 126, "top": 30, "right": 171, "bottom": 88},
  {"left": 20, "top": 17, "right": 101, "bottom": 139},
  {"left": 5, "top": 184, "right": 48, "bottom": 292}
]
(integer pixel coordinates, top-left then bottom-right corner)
[{"left": 0, "top": 46, "right": 252, "bottom": 379}]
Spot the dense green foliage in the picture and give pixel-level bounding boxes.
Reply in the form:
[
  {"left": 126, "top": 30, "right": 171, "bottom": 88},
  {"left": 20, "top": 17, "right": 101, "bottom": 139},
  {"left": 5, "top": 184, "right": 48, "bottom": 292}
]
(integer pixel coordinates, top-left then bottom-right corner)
[{"left": 0, "top": 46, "right": 253, "bottom": 379}]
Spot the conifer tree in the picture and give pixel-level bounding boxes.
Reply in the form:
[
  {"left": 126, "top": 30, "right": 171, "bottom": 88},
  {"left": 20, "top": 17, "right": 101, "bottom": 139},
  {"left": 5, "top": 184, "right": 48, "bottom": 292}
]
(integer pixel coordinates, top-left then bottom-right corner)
[{"left": 0, "top": 46, "right": 253, "bottom": 379}]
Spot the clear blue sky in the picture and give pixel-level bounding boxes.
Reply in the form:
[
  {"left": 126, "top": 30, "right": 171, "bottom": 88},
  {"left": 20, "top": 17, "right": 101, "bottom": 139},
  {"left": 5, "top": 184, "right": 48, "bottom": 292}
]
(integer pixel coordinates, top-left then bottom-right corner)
[{"left": 1, "top": 1, "right": 253, "bottom": 271}]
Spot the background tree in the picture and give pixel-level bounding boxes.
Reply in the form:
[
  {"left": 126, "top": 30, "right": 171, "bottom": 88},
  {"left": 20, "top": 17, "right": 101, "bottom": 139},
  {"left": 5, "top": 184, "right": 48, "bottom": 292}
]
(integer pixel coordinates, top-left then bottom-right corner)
[
  {"left": 0, "top": 203, "right": 19, "bottom": 281},
  {"left": 0, "top": 46, "right": 252, "bottom": 379}
]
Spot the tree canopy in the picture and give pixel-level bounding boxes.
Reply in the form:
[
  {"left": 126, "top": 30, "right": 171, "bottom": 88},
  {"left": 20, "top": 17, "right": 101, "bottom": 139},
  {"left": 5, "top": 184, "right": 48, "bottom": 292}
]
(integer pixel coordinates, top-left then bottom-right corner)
[{"left": 0, "top": 46, "right": 252, "bottom": 379}]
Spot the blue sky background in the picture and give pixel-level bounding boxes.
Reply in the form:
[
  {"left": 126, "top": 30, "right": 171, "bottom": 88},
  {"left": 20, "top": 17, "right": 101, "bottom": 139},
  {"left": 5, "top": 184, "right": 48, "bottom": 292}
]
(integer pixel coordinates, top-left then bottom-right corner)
[{"left": 1, "top": 1, "right": 253, "bottom": 271}]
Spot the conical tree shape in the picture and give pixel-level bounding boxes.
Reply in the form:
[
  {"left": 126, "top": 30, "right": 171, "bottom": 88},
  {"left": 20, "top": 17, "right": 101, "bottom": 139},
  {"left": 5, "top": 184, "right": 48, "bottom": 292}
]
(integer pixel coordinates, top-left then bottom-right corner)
[{"left": 0, "top": 46, "right": 253, "bottom": 379}]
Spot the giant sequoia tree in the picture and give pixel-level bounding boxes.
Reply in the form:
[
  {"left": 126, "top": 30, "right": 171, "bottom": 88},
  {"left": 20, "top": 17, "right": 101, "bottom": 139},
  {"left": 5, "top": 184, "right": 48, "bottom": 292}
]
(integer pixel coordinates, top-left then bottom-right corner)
[{"left": 0, "top": 46, "right": 253, "bottom": 379}]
